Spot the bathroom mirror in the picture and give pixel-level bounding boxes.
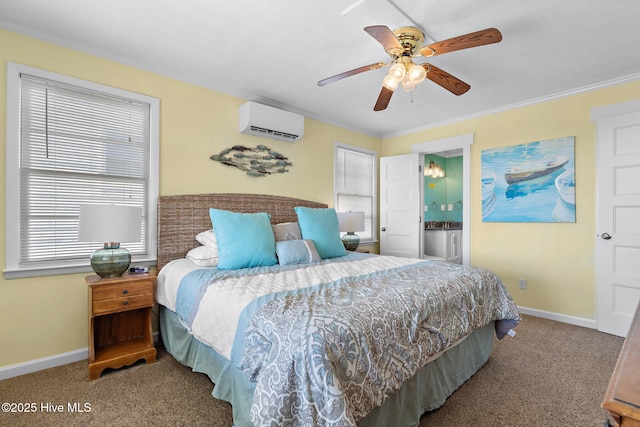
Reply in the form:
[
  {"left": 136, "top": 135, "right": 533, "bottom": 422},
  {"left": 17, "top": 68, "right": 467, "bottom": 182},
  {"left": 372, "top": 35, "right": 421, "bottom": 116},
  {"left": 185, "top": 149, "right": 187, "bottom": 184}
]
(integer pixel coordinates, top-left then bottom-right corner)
[{"left": 423, "top": 153, "right": 463, "bottom": 230}]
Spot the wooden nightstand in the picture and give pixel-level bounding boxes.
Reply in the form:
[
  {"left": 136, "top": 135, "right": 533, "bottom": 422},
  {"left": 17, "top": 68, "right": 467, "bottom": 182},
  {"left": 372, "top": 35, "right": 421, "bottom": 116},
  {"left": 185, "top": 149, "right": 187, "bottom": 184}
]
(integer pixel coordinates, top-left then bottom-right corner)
[{"left": 86, "top": 272, "right": 157, "bottom": 380}]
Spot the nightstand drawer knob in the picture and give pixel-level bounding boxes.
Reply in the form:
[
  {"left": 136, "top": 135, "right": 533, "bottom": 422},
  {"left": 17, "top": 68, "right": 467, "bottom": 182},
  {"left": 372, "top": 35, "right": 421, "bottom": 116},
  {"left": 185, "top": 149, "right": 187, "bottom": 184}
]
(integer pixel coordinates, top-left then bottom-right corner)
[
  {"left": 122, "top": 301, "right": 129, "bottom": 306},
  {"left": 122, "top": 289, "right": 128, "bottom": 294}
]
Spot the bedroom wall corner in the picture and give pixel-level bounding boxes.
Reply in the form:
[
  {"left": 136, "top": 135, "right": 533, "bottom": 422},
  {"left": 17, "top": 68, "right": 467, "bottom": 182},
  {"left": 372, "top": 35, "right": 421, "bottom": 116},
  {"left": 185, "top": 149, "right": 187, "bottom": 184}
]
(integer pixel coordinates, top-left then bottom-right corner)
[
  {"left": 0, "top": 29, "right": 382, "bottom": 371},
  {"left": 380, "top": 78, "right": 640, "bottom": 324}
]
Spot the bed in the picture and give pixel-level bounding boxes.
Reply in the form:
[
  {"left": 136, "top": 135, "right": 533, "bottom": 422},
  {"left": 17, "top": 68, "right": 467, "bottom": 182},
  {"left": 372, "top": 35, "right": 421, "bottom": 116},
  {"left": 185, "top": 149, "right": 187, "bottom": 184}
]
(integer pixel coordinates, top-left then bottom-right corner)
[{"left": 156, "top": 193, "right": 520, "bottom": 427}]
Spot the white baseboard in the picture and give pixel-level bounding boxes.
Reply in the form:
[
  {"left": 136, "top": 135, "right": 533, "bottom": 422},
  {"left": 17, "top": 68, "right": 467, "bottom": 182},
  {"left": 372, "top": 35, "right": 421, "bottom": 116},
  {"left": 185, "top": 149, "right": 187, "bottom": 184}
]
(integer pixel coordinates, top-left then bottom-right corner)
[
  {"left": 1, "top": 312, "right": 594, "bottom": 381},
  {"left": 0, "top": 348, "right": 88, "bottom": 380},
  {"left": 517, "top": 306, "right": 597, "bottom": 329},
  {"left": 0, "top": 332, "right": 161, "bottom": 381}
]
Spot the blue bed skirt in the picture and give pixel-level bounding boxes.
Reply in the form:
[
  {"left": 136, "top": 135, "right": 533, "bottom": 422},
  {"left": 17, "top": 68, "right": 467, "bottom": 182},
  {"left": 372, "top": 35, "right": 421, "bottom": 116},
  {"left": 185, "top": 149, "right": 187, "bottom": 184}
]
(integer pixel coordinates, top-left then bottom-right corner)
[{"left": 160, "top": 306, "right": 494, "bottom": 427}]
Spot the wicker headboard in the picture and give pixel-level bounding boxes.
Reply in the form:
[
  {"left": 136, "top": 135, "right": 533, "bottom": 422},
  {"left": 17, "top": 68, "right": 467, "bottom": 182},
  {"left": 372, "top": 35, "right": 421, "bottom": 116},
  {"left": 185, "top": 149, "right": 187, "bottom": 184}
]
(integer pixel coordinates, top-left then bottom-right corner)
[{"left": 157, "top": 193, "right": 328, "bottom": 270}]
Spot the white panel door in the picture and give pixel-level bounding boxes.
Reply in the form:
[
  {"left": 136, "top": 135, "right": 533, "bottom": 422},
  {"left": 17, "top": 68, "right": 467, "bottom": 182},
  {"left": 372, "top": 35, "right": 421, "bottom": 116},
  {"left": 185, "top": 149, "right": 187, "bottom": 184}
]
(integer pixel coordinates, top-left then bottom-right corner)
[
  {"left": 596, "top": 110, "right": 640, "bottom": 337},
  {"left": 379, "top": 154, "right": 421, "bottom": 258}
]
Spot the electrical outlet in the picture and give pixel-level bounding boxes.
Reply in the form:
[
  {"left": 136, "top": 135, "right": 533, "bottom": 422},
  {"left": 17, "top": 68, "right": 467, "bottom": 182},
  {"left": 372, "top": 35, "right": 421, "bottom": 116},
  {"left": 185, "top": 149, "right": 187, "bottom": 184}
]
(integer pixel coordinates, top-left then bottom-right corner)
[
  {"left": 448, "top": 204, "right": 453, "bottom": 211},
  {"left": 518, "top": 278, "right": 527, "bottom": 290},
  {"left": 424, "top": 205, "right": 428, "bottom": 212}
]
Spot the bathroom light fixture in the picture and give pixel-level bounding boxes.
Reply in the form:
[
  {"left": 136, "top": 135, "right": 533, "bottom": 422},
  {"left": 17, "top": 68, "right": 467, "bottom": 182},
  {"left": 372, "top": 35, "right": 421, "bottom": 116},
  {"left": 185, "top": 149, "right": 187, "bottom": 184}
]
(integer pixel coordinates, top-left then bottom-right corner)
[{"left": 425, "top": 161, "right": 445, "bottom": 178}]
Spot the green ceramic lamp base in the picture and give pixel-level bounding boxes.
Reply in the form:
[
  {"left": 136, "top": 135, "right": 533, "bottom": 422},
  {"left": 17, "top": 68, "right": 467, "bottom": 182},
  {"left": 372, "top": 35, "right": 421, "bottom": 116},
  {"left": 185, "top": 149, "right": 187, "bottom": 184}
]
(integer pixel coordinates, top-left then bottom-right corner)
[
  {"left": 90, "top": 243, "right": 131, "bottom": 278},
  {"left": 342, "top": 232, "right": 360, "bottom": 251}
]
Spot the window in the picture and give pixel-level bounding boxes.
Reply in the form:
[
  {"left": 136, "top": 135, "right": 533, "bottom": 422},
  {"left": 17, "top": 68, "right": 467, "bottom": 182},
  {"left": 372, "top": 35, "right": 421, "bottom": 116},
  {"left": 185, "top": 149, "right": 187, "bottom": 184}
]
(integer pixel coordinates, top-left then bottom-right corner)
[
  {"left": 334, "top": 143, "right": 377, "bottom": 242},
  {"left": 5, "top": 63, "right": 159, "bottom": 278}
]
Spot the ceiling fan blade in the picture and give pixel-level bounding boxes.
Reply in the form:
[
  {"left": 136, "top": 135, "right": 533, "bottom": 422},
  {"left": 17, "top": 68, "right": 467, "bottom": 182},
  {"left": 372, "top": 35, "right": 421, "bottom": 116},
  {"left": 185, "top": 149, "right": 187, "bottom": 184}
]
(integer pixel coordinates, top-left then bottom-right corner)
[
  {"left": 374, "top": 86, "right": 394, "bottom": 111},
  {"left": 424, "top": 64, "right": 470, "bottom": 95},
  {"left": 318, "top": 62, "right": 386, "bottom": 86},
  {"left": 420, "top": 28, "right": 502, "bottom": 57},
  {"left": 364, "top": 25, "right": 403, "bottom": 54}
]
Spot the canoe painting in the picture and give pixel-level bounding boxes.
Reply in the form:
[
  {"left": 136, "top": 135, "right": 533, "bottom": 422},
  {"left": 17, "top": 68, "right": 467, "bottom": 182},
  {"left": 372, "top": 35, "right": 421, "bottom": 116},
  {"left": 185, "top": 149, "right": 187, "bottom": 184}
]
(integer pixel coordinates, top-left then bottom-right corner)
[
  {"left": 504, "top": 155, "right": 569, "bottom": 184},
  {"left": 481, "top": 170, "right": 497, "bottom": 218},
  {"left": 555, "top": 169, "right": 575, "bottom": 205},
  {"left": 481, "top": 136, "right": 575, "bottom": 222}
]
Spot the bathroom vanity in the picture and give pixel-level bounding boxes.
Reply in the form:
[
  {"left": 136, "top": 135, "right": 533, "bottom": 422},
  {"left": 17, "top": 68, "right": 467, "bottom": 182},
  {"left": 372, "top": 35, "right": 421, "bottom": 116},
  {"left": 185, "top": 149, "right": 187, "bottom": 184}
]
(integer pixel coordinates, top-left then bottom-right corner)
[{"left": 424, "top": 222, "right": 462, "bottom": 264}]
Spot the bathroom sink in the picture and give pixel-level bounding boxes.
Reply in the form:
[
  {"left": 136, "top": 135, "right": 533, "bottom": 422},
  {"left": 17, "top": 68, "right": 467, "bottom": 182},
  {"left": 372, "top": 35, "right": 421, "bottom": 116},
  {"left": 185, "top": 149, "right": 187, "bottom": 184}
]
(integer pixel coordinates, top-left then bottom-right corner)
[{"left": 424, "top": 221, "right": 463, "bottom": 230}]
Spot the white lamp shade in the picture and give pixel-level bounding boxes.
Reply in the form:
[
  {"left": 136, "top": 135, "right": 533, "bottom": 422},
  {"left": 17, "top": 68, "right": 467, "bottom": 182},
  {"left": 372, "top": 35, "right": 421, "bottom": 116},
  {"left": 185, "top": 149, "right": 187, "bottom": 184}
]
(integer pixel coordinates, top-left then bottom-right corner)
[
  {"left": 337, "top": 211, "right": 365, "bottom": 233},
  {"left": 79, "top": 204, "right": 142, "bottom": 243}
]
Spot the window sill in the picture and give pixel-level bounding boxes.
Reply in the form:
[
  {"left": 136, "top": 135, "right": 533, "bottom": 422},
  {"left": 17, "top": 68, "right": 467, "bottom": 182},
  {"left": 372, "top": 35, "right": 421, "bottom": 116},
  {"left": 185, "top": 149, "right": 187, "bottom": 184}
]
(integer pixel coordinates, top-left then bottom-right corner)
[{"left": 3, "top": 259, "right": 156, "bottom": 279}]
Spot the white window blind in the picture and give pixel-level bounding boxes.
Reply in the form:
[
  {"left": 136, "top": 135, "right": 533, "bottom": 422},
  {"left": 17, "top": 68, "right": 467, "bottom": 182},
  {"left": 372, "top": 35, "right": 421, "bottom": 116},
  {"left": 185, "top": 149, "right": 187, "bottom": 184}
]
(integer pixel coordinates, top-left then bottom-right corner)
[
  {"left": 334, "top": 143, "right": 377, "bottom": 242},
  {"left": 5, "top": 63, "right": 159, "bottom": 278}
]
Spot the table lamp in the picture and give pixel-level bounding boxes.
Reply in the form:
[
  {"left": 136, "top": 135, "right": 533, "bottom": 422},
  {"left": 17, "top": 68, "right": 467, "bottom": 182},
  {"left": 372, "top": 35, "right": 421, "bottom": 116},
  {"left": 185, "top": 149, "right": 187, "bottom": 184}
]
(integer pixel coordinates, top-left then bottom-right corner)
[
  {"left": 79, "top": 204, "right": 142, "bottom": 278},
  {"left": 337, "top": 211, "right": 365, "bottom": 251}
]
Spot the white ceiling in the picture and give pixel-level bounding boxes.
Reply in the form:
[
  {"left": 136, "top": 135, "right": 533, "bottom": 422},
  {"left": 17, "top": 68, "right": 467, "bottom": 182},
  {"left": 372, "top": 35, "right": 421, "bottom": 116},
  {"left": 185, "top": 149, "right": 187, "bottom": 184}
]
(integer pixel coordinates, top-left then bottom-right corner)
[{"left": 2, "top": 0, "right": 640, "bottom": 138}]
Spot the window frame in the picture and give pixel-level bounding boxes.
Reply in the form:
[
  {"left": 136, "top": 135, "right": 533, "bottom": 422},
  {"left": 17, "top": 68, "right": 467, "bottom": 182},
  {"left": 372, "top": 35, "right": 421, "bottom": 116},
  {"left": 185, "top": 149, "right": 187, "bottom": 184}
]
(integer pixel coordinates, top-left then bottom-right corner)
[
  {"left": 5, "top": 62, "right": 159, "bottom": 279},
  {"left": 333, "top": 142, "right": 378, "bottom": 244}
]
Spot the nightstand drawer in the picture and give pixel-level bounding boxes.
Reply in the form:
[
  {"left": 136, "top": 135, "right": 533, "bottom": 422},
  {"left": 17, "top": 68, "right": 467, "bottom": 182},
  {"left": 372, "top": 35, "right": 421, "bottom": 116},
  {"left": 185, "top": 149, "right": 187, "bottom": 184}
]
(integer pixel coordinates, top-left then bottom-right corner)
[
  {"left": 92, "top": 280, "right": 151, "bottom": 302},
  {"left": 93, "top": 292, "right": 153, "bottom": 316}
]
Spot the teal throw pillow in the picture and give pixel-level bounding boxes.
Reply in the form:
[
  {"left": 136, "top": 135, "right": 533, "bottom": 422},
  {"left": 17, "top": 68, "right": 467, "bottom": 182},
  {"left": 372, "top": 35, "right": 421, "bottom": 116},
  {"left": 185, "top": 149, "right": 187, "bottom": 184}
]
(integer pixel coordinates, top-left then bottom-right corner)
[
  {"left": 209, "top": 208, "right": 277, "bottom": 270},
  {"left": 294, "top": 206, "right": 347, "bottom": 259}
]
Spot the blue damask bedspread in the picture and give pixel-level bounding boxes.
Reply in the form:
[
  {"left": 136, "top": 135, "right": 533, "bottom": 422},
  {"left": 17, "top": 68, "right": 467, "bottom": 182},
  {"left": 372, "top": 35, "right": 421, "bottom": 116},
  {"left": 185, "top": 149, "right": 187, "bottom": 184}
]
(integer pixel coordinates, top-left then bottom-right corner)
[{"left": 240, "top": 259, "right": 520, "bottom": 427}]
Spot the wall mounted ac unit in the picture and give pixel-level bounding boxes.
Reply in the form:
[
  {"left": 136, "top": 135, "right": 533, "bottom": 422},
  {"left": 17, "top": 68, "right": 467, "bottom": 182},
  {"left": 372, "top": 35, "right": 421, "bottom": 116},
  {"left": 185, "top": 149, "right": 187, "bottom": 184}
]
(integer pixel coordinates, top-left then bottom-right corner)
[{"left": 239, "top": 102, "right": 304, "bottom": 143}]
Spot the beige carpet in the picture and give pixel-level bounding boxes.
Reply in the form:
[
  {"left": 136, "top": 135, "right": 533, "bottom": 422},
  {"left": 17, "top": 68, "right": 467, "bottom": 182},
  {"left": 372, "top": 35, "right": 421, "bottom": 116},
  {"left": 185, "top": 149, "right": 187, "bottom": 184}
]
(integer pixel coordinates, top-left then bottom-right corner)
[{"left": 0, "top": 315, "right": 623, "bottom": 427}]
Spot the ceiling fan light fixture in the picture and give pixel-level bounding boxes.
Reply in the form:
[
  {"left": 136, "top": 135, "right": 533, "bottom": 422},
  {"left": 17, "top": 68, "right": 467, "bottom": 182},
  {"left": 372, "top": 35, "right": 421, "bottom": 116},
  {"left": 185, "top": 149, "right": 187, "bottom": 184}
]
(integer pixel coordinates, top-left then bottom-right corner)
[
  {"left": 408, "top": 63, "right": 426, "bottom": 84},
  {"left": 401, "top": 77, "right": 416, "bottom": 92},
  {"left": 382, "top": 75, "right": 400, "bottom": 90},
  {"left": 318, "top": 25, "right": 500, "bottom": 110},
  {"left": 388, "top": 62, "right": 406, "bottom": 81}
]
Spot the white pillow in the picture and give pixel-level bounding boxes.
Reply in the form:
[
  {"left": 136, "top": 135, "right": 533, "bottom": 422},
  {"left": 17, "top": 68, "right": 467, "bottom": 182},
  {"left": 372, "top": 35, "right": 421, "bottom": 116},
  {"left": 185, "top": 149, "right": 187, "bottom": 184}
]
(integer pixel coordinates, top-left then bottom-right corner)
[
  {"left": 196, "top": 229, "right": 218, "bottom": 249},
  {"left": 186, "top": 245, "right": 219, "bottom": 267}
]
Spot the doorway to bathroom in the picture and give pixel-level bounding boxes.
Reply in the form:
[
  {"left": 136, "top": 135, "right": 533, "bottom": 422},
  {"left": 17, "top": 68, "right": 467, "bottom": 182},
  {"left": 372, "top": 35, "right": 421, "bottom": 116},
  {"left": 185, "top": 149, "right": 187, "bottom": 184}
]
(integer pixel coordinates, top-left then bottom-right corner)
[
  {"left": 423, "top": 150, "right": 464, "bottom": 263},
  {"left": 413, "top": 134, "right": 472, "bottom": 265},
  {"left": 379, "top": 134, "right": 472, "bottom": 264}
]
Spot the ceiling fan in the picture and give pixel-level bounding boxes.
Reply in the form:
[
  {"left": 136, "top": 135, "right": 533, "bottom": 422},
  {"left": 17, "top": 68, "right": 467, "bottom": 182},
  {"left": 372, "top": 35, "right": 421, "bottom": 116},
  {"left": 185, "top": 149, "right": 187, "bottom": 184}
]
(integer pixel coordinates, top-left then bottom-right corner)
[{"left": 318, "top": 25, "right": 502, "bottom": 111}]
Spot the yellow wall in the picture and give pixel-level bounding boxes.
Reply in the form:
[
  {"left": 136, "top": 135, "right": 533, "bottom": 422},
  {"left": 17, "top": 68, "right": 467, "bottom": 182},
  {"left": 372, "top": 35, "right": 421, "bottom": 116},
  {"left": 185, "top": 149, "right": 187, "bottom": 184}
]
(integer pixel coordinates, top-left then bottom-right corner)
[
  {"left": 383, "top": 80, "right": 640, "bottom": 320},
  {"left": 0, "top": 30, "right": 381, "bottom": 368},
  {"left": 2, "top": 27, "right": 639, "bottom": 370}
]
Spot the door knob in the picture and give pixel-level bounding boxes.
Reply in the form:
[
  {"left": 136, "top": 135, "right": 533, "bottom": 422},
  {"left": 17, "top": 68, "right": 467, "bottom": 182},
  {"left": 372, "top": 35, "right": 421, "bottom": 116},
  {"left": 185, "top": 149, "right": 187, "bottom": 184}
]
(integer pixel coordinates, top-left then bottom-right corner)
[
  {"left": 601, "top": 232, "right": 612, "bottom": 240},
  {"left": 381, "top": 227, "right": 386, "bottom": 232}
]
